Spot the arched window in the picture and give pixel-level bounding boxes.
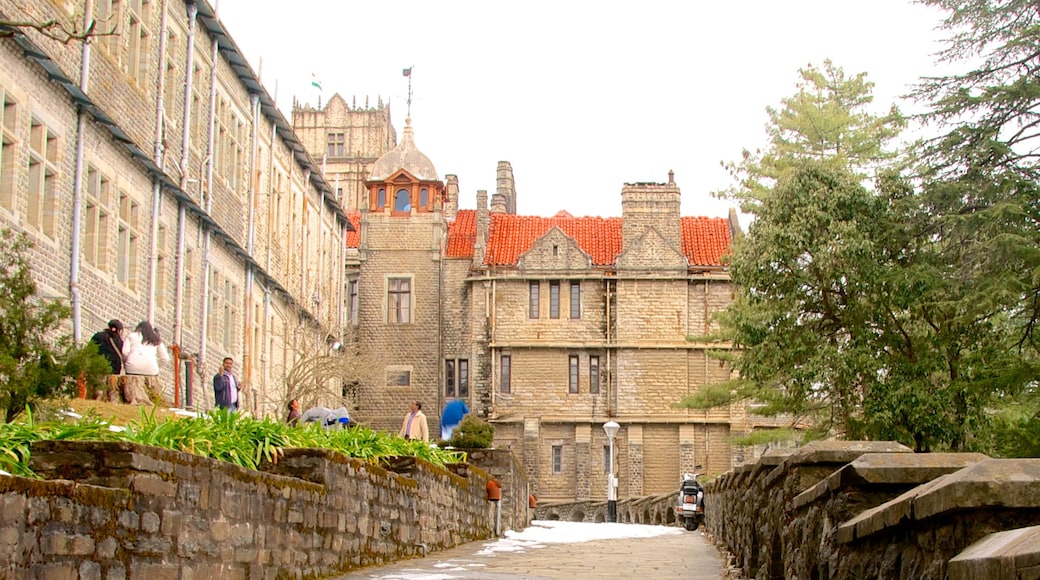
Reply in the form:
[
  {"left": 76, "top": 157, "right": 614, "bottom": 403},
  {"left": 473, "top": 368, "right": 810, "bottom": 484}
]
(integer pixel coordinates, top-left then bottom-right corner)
[
  {"left": 377, "top": 188, "right": 386, "bottom": 208},
  {"left": 420, "top": 188, "right": 428, "bottom": 208},
  {"left": 395, "top": 188, "right": 410, "bottom": 212}
]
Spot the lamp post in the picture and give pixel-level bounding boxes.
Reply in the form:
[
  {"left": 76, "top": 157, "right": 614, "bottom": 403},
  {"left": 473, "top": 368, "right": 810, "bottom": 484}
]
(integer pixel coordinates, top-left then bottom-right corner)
[{"left": 603, "top": 420, "right": 620, "bottom": 523}]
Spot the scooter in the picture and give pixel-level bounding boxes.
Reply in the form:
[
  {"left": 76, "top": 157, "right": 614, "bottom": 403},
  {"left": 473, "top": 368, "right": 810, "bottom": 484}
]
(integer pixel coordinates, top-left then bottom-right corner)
[{"left": 676, "top": 471, "right": 705, "bottom": 531}]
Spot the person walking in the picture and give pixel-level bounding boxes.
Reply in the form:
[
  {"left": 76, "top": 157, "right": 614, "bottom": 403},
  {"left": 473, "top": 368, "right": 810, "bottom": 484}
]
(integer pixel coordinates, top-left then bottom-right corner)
[
  {"left": 121, "top": 320, "right": 169, "bottom": 376},
  {"left": 399, "top": 401, "right": 429, "bottom": 441},
  {"left": 213, "top": 357, "right": 239, "bottom": 411},
  {"left": 90, "top": 319, "right": 125, "bottom": 374},
  {"left": 440, "top": 399, "right": 470, "bottom": 440}
]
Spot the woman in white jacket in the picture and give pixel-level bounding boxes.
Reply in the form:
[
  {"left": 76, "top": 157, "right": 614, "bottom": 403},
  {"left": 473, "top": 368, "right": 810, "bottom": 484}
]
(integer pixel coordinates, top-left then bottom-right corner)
[{"left": 122, "top": 320, "right": 169, "bottom": 375}]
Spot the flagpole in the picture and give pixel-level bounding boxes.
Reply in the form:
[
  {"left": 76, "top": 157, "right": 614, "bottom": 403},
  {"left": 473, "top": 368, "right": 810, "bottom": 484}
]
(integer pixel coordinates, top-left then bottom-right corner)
[{"left": 403, "top": 65, "right": 414, "bottom": 118}]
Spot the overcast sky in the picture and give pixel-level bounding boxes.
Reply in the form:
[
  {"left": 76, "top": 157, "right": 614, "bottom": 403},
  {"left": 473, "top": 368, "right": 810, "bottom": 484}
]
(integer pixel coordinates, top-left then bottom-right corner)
[{"left": 215, "top": 0, "right": 948, "bottom": 220}]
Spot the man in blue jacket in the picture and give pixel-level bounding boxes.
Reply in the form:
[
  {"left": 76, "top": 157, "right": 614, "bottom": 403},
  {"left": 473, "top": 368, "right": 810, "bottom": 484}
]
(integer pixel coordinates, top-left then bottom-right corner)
[{"left": 440, "top": 399, "right": 469, "bottom": 441}]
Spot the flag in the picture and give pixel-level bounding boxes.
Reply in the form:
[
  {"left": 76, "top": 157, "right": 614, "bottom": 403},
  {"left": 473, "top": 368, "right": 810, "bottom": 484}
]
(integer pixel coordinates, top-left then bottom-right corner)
[
  {"left": 311, "top": 73, "right": 322, "bottom": 91},
  {"left": 402, "top": 67, "right": 412, "bottom": 77}
]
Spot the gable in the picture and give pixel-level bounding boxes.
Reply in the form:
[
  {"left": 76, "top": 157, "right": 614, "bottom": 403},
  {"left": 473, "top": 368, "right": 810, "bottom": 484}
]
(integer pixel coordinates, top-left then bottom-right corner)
[
  {"left": 616, "top": 227, "right": 688, "bottom": 273},
  {"left": 518, "top": 227, "right": 592, "bottom": 274}
]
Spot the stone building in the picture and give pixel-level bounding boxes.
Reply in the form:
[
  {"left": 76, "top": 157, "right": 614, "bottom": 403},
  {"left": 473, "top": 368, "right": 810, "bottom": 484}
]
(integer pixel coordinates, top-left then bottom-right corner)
[
  {"left": 0, "top": 0, "right": 352, "bottom": 416},
  {"left": 335, "top": 110, "right": 750, "bottom": 501},
  {"left": 291, "top": 93, "right": 396, "bottom": 212},
  {"left": 0, "top": 0, "right": 754, "bottom": 502}
]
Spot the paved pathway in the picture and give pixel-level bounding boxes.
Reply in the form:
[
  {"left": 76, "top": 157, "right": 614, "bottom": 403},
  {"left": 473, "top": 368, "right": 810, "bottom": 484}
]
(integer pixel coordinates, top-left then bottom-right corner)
[{"left": 333, "top": 522, "right": 726, "bottom": 580}]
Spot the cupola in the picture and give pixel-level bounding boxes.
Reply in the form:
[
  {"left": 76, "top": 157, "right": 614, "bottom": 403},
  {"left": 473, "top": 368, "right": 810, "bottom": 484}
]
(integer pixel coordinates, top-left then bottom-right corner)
[{"left": 366, "top": 117, "right": 444, "bottom": 215}]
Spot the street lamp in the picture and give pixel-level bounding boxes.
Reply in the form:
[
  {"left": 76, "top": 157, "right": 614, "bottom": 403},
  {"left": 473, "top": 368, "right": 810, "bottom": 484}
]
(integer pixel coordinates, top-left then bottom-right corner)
[{"left": 603, "top": 420, "right": 620, "bottom": 523}]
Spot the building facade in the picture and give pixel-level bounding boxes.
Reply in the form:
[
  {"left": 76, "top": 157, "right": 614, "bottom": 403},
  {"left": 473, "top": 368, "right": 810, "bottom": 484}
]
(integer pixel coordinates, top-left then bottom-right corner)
[
  {"left": 334, "top": 111, "right": 753, "bottom": 501},
  {"left": 0, "top": 0, "right": 352, "bottom": 417},
  {"left": 1, "top": 0, "right": 757, "bottom": 502}
]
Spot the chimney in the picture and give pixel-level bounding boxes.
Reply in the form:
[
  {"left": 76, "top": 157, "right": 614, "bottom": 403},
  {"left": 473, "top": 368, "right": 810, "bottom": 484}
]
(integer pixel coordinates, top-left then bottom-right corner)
[
  {"left": 444, "top": 174, "right": 459, "bottom": 221},
  {"left": 621, "top": 171, "right": 681, "bottom": 252},
  {"left": 496, "top": 161, "right": 516, "bottom": 214},
  {"left": 490, "top": 192, "right": 508, "bottom": 214},
  {"left": 475, "top": 189, "right": 489, "bottom": 268}
]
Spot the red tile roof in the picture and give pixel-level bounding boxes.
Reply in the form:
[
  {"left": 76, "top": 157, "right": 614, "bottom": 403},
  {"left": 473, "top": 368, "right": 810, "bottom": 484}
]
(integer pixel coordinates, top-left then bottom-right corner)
[
  {"left": 485, "top": 214, "right": 624, "bottom": 266},
  {"left": 681, "top": 217, "right": 732, "bottom": 266},
  {"left": 365, "top": 210, "right": 732, "bottom": 268},
  {"left": 446, "top": 210, "right": 477, "bottom": 257},
  {"left": 346, "top": 212, "right": 361, "bottom": 248}
]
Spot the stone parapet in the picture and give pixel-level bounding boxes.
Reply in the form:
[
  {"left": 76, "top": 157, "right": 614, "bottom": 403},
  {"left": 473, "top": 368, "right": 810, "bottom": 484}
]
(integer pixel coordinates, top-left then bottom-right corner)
[
  {"left": 707, "top": 445, "right": 1040, "bottom": 580},
  {"left": 8, "top": 440, "right": 498, "bottom": 578},
  {"left": 788, "top": 452, "right": 987, "bottom": 579}
]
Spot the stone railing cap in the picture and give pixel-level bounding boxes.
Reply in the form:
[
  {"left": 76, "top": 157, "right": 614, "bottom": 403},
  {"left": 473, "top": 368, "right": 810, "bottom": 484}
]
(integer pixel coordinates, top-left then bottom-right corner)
[
  {"left": 838, "top": 458, "right": 1040, "bottom": 544},
  {"left": 948, "top": 524, "right": 1040, "bottom": 580},
  {"left": 792, "top": 452, "right": 989, "bottom": 510}
]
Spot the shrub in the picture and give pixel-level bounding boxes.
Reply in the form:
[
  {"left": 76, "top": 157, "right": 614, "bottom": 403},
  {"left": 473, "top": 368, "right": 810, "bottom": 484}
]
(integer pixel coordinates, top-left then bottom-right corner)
[{"left": 448, "top": 414, "right": 494, "bottom": 449}]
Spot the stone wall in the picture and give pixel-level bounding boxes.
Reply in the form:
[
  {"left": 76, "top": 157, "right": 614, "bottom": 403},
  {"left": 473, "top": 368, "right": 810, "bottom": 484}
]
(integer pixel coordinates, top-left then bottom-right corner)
[
  {"left": 464, "top": 448, "right": 531, "bottom": 534},
  {"left": 705, "top": 441, "right": 1040, "bottom": 580},
  {"left": 1, "top": 440, "right": 499, "bottom": 578},
  {"left": 535, "top": 493, "right": 679, "bottom": 527}
]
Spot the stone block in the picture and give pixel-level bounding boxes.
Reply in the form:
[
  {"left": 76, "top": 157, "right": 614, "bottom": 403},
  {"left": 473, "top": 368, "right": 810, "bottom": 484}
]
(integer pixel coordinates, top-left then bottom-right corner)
[
  {"left": 39, "top": 562, "right": 77, "bottom": 580},
  {"left": 839, "top": 459, "right": 1040, "bottom": 543},
  {"left": 948, "top": 525, "right": 1040, "bottom": 580},
  {"left": 131, "top": 475, "right": 177, "bottom": 498},
  {"left": 1, "top": 492, "right": 26, "bottom": 523},
  {"left": 793, "top": 452, "right": 988, "bottom": 510}
]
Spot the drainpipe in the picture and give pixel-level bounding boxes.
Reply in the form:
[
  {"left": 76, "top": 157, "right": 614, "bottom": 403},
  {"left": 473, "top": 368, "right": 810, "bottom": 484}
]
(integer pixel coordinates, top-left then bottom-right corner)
[
  {"left": 147, "top": 0, "right": 170, "bottom": 323},
  {"left": 173, "top": 0, "right": 198, "bottom": 353},
  {"left": 69, "top": 0, "right": 94, "bottom": 345},
  {"left": 262, "top": 101, "right": 276, "bottom": 415},
  {"left": 300, "top": 168, "right": 310, "bottom": 304},
  {"left": 198, "top": 31, "right": 218, "bottom": 381},
  {"left": 243, "top": 92, "right": 260, "bottom": 413},
  {"left": 606, "top": 278, "right": 612, "bottom": 417}
]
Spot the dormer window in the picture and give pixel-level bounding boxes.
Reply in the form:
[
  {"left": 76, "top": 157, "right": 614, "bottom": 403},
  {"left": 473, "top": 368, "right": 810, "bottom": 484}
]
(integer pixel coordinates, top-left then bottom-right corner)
[{"left": 395, "top": 188, "right": 410, "bottom": 212}]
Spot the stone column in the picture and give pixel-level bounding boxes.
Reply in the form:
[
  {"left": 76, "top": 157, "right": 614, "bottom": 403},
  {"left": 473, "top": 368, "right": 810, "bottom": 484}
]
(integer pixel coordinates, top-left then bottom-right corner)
[
  {"left": 626, "top": 424, "right": 644, "bottom": 497},
  {"left": 575, "top": 424, "right": 591, "bottom": 500},
  {"left": 523, "top": 416, "right": 541, "bottom": 497}
]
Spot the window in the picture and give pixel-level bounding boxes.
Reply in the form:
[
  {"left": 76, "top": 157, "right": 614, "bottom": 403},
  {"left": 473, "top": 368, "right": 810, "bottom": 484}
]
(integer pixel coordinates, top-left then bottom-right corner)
[
  {"left": 95, "top": 0, "right": 122, "bottom": 56},
  {"left": 27, "top": 117, "right": 59, "bottom": 238},
  {"left": 116, "top": 190, "right": 140, "bottom": 288},
  {"left": 552, "top": 445, "right": 563, "bottom": 474},
  {"left": 570, "top": 281, "right": 581, "bottom": 319},
  {"left": 419, "top": 188, "right": 428, "bottom": 208},
  {"left": 156, "top": 224, "right": 168, "bottom": 308},
  {"left": 183, "top": 247, "right": 194, "bottom": 329},
  {"left": 327, "top": 132, "right": 344, "bottom": 157},
  {"left": 387, "top": 277, "right": 412, "bottom": 323},
  {"left": 0, "top": 91, "right": 17, "bottom": 211},
  {"left": 569, "top": 355, "right": 579, "bottom": 393},
  {"left": 529, "top": 281, "right": 539, "bottom": 319},
  {"left": 445, "top": 358, "right": 469, "bottom": 398},
  {"left": 222, "top": 277, "right": 238, "bottom": 350},
  {"left": 84, "top": 165, "right": 112, "bottom": 270},
  {"left": 394, "top": 188, "right": 410, "bottom": 212},
  {"left": 347, "top": 279, "right": 359, "bottom": 324},
  {"left": 500, "top": 354, "right": 511, "bottom": 394},
  {"left": 163, "top": 23, "right": 180, "bottom": 134},
  {"left": 377, "top": 188, "right": 386, "bottom": 208},
  {"left": 207, "top": 270, "right": 221, "bottom": 343},
  {"left": 387, "top": 370, "right": 410, "bottom": 387},
  {"left": 549, "top": 280, "right": 560, "bottom": 319},
  {"left": 603, "top": 445, "right": 611, "bottom": 474},
  {"left": 127, "top": 0, "right": 152, "bottom": 87},
  {"left": 190, "top": 63, "right": 206, "bottom": 148},
  {"left": 590, "top": 355, "right": 600, "bottom": 394}
]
